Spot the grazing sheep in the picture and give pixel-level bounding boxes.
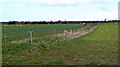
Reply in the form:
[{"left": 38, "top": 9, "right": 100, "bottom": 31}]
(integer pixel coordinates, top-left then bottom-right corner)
[
  {"left": 5, "top": 25, "right": 7, "bottom": 26},
  {"left": 16, "top": 25, "right": 18, "bottom": 26},
  {"left": 115, "top": 23, "right": 117, "bottom": 25}
]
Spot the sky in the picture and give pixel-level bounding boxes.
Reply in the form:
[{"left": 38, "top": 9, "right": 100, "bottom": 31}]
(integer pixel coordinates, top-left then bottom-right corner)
[{"left": 0, "top": 0, "right": 119, "bottom": 21}]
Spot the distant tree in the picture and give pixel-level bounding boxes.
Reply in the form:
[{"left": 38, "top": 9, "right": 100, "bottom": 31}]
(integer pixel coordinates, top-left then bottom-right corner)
[
  {"left": 104, "top": 19, "right": 107, "bottom": 23},
  {"left": 50, "top": 20, "right": 53, "bottom": 23}
]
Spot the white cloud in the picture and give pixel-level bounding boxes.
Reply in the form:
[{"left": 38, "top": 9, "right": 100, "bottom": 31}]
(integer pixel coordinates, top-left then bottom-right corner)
[
  {"left": 1, "top": 0, "right": 26, "bottom": 4},
  {"left": 1, "top": 0, "right": 119, "bottom": 6},
  {"left": 32, "top": 0, "right": 118, "bottom": 6},
  {"left": 1, "top": 0, "right": 118, "bottom": 21},
  {"left": 90, "top": 0, "right": 117, "bottom": 3},
  {"left": 97, "top": 11, "right": 118, "bottom": 20},
  {"left": 32, "top": 0, "right": 91, "bottom": 6}
]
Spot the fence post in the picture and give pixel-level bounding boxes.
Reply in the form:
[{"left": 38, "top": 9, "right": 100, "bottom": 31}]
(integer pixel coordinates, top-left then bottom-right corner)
[
  {"left": 30, "top": 31, "right": 33, "bottom": 44},
  {"left": 70, "top": 29, "right": 72, "bottom": 36},
  {"left": 48, "top": 32, "right": 50, "bottom": 39},
  {"left": 5, "top": 35, "right": 7, "bottom": 51},
  {"left": 64, "top": 30, "right": 66, "bottom": 36},
  {"left": 62, "top": 30, "right": 64, "bottom": 37},
  {"left": 33, "top": 32, "right": 35, "bottom": 44},
  {"left": 82, "top": 28, "right": 84, "bottom": 33},
  {"left": 72, "top": 29, "right": 74, "bottom": 35},
  {"left": 57, "top": 30, "right": 59, "bottom": 37},
  {"left": 55, "top": 30, "right": 57, "bottom": 37},
  {"left": 78, "top": 28, "right": 79, "bottom": 33},
  {"left": 68, "top": 30, "right": 70, "bottom": 36}
]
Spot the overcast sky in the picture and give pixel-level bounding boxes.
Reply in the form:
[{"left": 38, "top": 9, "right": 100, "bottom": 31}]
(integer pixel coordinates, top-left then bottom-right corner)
[{"left": 0, "top": 0, "right": 119, "bottom": 21}]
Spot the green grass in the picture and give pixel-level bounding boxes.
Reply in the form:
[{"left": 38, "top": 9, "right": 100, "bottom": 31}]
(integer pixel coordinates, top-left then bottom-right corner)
[
  {"left": 84, "top": 23, "right": 118, "bottom": 41},
  {"left": 2, "top": 23, "right": 118, "bottom": 65},
  {"left": 2, "top": 24, "right": 86, "bottom": 42}
]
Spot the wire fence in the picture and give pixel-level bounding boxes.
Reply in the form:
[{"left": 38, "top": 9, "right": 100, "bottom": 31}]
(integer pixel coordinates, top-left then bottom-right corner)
[{"left": 3, "top": 24, "right": 99, "bottom": 51}]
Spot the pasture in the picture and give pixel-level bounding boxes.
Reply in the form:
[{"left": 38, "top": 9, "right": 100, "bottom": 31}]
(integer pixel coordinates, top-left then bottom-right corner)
[{"left": 2, "top": 23, "right": 118, "bottom": 65}]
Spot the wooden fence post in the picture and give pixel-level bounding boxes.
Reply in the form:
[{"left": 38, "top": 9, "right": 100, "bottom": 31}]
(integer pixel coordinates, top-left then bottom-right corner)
[
  {"left": 82, "top": 28, "right": 84, "bottom": 33},
  {"left": 64, "top": 30, "right": 67, "bottom": 36},
  {"left": 55, "top": 30, "right": 57, "bottom": 37},
  {"left": 70, "top": 29, "right": 72, "bottom": 36},
  {"left": 5, "top": 35, "right": 7, "bottom": 51},
  {"left": 48, "top": 32, "right": 50, "bottom": 39},
  {"left": 30, "top": 31, "right": 33, "bottom": 44},
  {"left": 72, "top": 29, "right": 74, "bottom": 34},
  {"left": 33, "top": 32, "right": 35, "bottom": 44},
  {"left": 57, "top": 30, "right": 58, "bottom": 37},
  {"left": 78, "top": 28, "right": 79, "bottom": 33}
]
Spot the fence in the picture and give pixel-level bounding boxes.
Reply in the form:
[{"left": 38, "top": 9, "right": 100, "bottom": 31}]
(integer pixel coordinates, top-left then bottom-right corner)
[{"left": 3, "top": 24, "right": 99, "bottom": 51}]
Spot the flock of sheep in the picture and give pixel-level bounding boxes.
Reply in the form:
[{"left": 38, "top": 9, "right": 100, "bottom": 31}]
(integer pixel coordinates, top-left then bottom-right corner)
[{"left": 4, "top": 25, "right": 22, "bottom": 27}]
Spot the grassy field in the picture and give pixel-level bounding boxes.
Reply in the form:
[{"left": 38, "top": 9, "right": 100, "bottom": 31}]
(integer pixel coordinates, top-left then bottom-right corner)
[{"left": 2, "top": 23, "right": 118, "bottom": 65}]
